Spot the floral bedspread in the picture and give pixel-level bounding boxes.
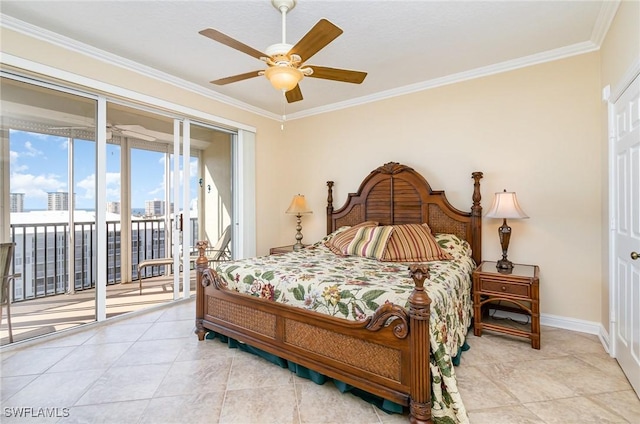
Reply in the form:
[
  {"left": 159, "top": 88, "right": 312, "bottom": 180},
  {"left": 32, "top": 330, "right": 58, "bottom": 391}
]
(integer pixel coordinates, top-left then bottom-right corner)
[{"left": 215, "top": 233, "right": 474, "bottom": 424}]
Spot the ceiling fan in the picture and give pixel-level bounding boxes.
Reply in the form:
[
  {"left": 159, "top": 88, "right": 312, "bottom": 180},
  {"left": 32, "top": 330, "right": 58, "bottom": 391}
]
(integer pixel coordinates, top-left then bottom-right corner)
[
  {"left": 199, "top": 0, "right": 367, "bottom": 103},
  {"left": 106, "top": 123, "right": 157, "bottom": 142},
  {"left": 50, "top": 123, "right": 158, "bottom": 141}
]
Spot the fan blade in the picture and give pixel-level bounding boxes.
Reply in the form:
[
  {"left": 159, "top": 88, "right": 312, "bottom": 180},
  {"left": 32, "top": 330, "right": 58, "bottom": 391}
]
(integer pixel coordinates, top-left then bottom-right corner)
[
  {"left": 113, "top": 125, "right": 158, "bottom": 141},
  {"left": 285, "top": 85, "right": 303, "bottom": 103},
  {"left": 199, "top": 28, "right": 268, "bottom": 60},
  {"left": 210, "top": 71, "right": 262, "bottom": 85},
  {"left": 307, "top": 66, "right": 367, "bottom": 84},
  {"left": 288, "top": 19, "right": 343, "bottom": 63},
  {"left": 120, "top": 130, "right": 156, "bottom": 142}
]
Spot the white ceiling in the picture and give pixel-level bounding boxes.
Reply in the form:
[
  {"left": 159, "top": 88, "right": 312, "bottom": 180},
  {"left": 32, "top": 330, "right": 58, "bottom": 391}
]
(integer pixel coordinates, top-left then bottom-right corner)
[{"left": 1, "top": 1, "right": 617, "bottom": 120}]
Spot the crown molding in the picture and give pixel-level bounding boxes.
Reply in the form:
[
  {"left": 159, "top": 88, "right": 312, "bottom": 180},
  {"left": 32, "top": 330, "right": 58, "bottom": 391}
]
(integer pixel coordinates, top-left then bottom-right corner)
[{"left": 590, "top": 0, "right": 621, "bottom": 46}]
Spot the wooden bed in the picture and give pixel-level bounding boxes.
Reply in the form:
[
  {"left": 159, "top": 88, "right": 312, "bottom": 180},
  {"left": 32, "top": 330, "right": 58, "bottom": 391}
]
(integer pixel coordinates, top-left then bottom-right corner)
[{"left": 194, "top": 162, "right": 483, "bottom": 424}]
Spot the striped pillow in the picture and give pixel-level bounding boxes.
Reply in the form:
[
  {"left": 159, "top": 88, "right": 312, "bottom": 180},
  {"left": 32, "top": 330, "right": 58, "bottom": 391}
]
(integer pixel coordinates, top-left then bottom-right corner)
[
  {"left": 325, "top": 221, "right": 378, "bottom": 255},
  {"left": 345, "top": 225, "right": 395, "bottom": 259},
  {"left": 382, "top": 223, "right": 453, "bottom": 262}
]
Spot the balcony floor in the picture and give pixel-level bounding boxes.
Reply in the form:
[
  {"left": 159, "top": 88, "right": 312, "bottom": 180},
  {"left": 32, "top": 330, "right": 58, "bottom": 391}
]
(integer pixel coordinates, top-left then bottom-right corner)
[{"left": 0, "top": 271, "right": 196, "bottom": 346}]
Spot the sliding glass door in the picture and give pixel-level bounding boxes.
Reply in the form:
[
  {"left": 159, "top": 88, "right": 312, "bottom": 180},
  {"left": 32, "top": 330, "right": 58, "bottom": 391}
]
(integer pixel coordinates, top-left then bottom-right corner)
[{"left": 1, "top": 73, "right": 242, "bottom": 345}]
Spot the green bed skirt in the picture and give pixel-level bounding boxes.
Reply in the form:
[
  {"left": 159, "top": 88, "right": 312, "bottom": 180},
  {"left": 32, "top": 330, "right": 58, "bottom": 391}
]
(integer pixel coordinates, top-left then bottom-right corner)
[{"left": 205, "top": 331, "right": 469, "bottom": 415}]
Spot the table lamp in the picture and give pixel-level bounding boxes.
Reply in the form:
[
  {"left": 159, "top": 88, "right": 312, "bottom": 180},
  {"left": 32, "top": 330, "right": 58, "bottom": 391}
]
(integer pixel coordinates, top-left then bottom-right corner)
[
  {"left": 285, "top": 194, "right": 312, "bottom": 251},
  {"left": 485, "top": 190, "right": 529, "bottom": 271}
]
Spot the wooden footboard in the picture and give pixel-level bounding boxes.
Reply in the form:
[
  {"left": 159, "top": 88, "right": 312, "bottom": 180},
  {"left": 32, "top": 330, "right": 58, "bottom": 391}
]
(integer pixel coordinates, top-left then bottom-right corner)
[{"left": 194, "top": 246, "right": 433, "bottom": 423}]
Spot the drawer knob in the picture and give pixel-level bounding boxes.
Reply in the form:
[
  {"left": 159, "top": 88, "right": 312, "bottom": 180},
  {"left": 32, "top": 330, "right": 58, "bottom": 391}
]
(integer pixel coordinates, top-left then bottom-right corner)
[{"left": 501, "top": 286, "right": 507, "bottom": 291}]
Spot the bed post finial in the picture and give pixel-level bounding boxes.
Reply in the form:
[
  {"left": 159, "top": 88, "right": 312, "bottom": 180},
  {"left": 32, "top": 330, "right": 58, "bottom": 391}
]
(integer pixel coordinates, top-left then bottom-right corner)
[
  {"left": 326, "top": 181, "right": 334, "bottom": 234},
  {"left": 471, "top": 172, "right": 483, "bottom": 216},
  {"left": 471, "top": 172, "right": 483, "bottom": 266},
  {"left": 407, "top": 265, "right": 432, "bottom": 424}
]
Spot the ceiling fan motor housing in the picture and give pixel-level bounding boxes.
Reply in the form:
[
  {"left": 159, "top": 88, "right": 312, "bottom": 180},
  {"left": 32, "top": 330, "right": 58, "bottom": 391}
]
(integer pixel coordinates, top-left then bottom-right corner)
[
  {"left": 271, "top": 0, "right": 295, "bottom": 13},
  {"left": 265, "top": 43, "right": 294, "bottom": 63}
]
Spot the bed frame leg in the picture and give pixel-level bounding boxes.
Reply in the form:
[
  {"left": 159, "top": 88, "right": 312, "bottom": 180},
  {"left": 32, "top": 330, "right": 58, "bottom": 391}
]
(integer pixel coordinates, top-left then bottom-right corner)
[
  {"left": 408, "top": 265, "right": 433, "bottom": 424},
  {"left": 194, "top": 240, "right": 209, "bottom": 341}
]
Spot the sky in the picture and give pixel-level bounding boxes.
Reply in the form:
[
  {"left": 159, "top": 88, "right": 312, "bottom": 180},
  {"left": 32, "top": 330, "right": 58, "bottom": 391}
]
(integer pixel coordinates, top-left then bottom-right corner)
[{"left": 9, "top": 130, "right": 199, "bottom": 211}]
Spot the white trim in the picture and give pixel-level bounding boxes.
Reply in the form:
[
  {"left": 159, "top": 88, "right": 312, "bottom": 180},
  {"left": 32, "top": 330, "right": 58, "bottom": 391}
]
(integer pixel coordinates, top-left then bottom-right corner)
[
  {"left": 182, "top": 120, "right": 191, "bottom": 299},
  {"left": 95, "top": 96, "right": 107, "bottom": 321},
  {"left": 0, "top": 53, "right": 257, "bottom": 133},
  {"left": 173, "top": 121, "right": 181, "bottom": 300},
  {"left": 590, "top": 0, "right": 621, "bottom": 46},
  {"left": 599, "top": 324, "right": 612, "bottom": 355},
  {"left": 611, "top": 58, "right": 640, "bottom": 103},
  {"left": 604, "top": 83, "right": 618, "bottom": 357}
]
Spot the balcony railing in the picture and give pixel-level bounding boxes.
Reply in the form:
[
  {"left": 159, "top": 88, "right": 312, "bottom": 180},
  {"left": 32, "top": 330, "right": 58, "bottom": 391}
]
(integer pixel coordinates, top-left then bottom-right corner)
[{"left": 8, "top": 217, "right": 198, "bottom": 303}]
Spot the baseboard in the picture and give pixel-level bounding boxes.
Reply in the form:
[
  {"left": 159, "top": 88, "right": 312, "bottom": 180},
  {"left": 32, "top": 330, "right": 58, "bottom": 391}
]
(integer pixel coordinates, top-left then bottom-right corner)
[
  {"left": 489, "top": 309, "right": 601, "bottom": 335},
  {"left": 599, "top": 324, "right": 611, "bottom": 354}
]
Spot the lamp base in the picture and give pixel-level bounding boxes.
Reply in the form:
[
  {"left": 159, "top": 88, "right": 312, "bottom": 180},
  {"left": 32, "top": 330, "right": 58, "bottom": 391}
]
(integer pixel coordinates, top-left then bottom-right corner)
[
  {"left": 292, "top": 242, "right": 304, "bottom": 251},
  {"left": 496, "top": 258, "right": 514, "bottom": 273}
]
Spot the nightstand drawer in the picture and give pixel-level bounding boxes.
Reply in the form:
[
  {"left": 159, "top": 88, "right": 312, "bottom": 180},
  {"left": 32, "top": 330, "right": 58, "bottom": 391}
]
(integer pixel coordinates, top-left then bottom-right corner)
[{"left": 480, "top": 279, "right": 530, "bottom": 297}]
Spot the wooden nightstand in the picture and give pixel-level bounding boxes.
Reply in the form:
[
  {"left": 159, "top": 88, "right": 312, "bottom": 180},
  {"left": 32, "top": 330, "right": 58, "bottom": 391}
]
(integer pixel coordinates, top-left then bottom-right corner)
[
  {"left": 473, "top": 261, "right": 540, "bottom": 349},
  {"left": 269, "top": 245, "right": 296, "bottom": 255}
]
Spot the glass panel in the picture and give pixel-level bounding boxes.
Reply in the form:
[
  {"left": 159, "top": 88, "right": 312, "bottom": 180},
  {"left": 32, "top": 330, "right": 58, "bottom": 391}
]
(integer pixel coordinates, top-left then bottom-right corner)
[
  {"left": 1, "top": 77, "right": 97, "bottom": 344},
  {"left": 107, "top": 102, "right": 180, "bottom": 311},
  {"left": 191, "top": 123, "right": 233, "bottom": 257}
]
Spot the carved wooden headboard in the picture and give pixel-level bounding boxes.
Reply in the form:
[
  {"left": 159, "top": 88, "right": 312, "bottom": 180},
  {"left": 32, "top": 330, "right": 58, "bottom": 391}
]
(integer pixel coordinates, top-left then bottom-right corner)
[{"left": 326, "top": 162, "right": 483, "bottom": 265}]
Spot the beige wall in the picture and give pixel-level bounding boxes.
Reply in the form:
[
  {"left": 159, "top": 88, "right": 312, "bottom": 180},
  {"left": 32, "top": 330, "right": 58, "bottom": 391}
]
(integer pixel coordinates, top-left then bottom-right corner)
[
  {"left": 278, "top": 53, "right": 603, "bottom": 323},
  {"left": 599, "top": 1, "right": 640, "bottom": 330},
  {"left": 3, "top": 6, "right": 639, "bottom": 326}
]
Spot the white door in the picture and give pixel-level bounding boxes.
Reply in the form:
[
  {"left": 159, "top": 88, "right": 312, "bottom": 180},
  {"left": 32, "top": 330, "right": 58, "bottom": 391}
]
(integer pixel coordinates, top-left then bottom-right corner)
[{"left": 613, "top": 73, "right": 640, "bottom": 396}]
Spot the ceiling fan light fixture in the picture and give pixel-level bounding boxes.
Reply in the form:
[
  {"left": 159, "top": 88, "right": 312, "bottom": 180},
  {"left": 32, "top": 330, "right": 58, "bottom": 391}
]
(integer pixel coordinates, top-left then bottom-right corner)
[{"left": 265, "top": 66, "right": 302, "bottom": 91}]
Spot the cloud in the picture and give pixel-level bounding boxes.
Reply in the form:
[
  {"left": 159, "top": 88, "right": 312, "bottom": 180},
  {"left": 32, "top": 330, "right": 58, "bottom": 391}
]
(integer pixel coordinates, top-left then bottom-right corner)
[
  {"left": 10, "top": 171, "right": 66, "bottom": 203},
  {"left": 23, "top": 141, "right": 44, "bottom": 157},
  {"left": 9, "top": 151, "right": 28, "bottom": 172},
  {"left": 76, "top": 172, "right": 122, "bottom": 202}
]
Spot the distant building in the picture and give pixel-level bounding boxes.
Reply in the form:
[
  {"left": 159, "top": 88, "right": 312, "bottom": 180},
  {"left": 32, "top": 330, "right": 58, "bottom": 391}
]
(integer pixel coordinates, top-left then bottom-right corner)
[
  {"left": 144, "top": 200, "right": 173, "bottom": 217},
  {"left": 107, "top": 201, "right": 121, "bottom": 214},
  {"left": 10, "top": 193, "right": 24, "bottom": 212},
  {"left": 145, "top": 200, "right": 164, "bottom": 217},
  {"left": 47, "top": 192, "right": 73, "bottom": 211}
]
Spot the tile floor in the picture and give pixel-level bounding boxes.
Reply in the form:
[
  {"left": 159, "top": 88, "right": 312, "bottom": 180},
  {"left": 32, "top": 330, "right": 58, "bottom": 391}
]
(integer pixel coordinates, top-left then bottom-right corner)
[{"left": 0, "top": 298, "right": 638, "bottom": 424}]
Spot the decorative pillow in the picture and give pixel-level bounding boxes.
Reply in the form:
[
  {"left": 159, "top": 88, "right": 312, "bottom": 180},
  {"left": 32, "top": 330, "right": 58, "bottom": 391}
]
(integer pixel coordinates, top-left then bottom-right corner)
[
  {"left": 325, "top": 221, "right": 378, "bottom": 255},
  {"left": 345, "top": 225, "right": 394, "bottom": 259},
  {"left": 318, "top": 226, "right": 351, "bottom": 246},
  {"left": 382, "top": 223, "right": 453, "bottom": 262}
]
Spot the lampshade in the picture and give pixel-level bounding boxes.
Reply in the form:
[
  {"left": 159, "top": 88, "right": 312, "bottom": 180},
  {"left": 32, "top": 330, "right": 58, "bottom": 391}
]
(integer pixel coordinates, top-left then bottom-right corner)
[
  {"left": 485, "top": 190, "right": 529, "bottom": 219},
  {"left": 265, "top": 66, "right": 303, "bottom": 91},
  {"left": 285, "top": 194, "right": 312, "bottom": 215}
]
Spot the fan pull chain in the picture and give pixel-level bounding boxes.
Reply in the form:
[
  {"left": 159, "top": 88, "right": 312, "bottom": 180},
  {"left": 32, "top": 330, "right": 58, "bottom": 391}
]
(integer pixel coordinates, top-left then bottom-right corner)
[{"left": 281, "top": 90, "right": 287, "bottom": 130}]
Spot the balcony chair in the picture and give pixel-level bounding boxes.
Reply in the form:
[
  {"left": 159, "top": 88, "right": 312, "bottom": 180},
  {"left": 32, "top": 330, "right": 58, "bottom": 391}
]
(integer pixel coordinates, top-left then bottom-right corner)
[
  {"left": 1, "top": 242, "right": 21, "bottom": 344},
  {"left": 137, "top": 225, "right": 232, "bottom": 295}
]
